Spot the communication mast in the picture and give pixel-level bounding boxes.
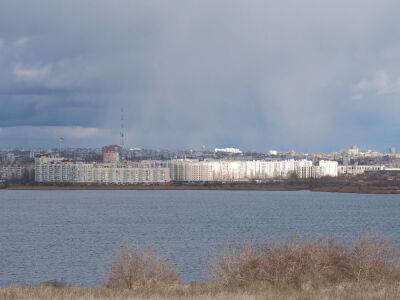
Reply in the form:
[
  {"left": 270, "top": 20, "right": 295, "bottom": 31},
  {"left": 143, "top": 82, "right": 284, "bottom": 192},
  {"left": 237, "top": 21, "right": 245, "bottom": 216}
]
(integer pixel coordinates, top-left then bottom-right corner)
[
  {"left": 120, "top": 107, "right": 125, "bottom": 148},
  {"left": 58, "top": 137, "right": 64, "bottom": 156}
]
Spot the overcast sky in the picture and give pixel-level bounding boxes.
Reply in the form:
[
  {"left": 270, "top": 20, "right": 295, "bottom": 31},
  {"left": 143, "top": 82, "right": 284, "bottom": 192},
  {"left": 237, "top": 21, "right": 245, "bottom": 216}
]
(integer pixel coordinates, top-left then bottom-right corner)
[{"left": 1, "top": 0, "right": 400, "bottom": 151}]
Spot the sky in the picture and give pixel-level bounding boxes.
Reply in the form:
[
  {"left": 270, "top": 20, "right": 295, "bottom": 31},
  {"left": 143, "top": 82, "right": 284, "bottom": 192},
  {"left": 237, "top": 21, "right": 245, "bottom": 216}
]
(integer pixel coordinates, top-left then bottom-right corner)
[{"left": 1, "top": 0, "right": 400, "bottom": 152}]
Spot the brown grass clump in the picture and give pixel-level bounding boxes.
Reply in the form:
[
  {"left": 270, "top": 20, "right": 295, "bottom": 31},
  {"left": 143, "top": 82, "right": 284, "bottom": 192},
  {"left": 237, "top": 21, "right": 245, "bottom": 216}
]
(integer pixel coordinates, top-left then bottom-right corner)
[
  {"left": 212, "top": 237, "right": 400, "bottom": 289},
  {"left": 104, "top": 243, "right": 181, "bottom": 289}
]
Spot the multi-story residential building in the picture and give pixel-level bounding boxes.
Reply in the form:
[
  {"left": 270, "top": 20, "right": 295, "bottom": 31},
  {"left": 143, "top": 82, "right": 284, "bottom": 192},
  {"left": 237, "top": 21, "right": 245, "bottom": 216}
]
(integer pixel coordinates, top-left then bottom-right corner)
[
  {"left": 102, "top": 145, "right": 122, "bottom": 163},
  {"left": 0, "top": 163, "right": 34, "bottom": 182},
  {"left": 319, "top": 160, "right": 338, "bottom": 177},
  {"left": 34, "top": 155, "right": 347, "bottom": 184},
  {"left": 338, "top": 165, "right": 385, "bottom": 176},
  {"left": 35, "top": 155, "right": 170, "bottom": 184},
  {"left": 169, "top": 159, "right": 214, "bottom": 182},
  {"left": 35, "top": 155, "right": 65, "bottom": 182},
  {"left": 214, "top": 148, "right": 242, "bottom": 154},
  {"left": 90, "top": 163, "right": 170, "bottom": 184},
  {"left": 169, "top": 159, "right": 313, "bottom": 182},
  {"left": 296, "top": 166, "right": 324, "bottom": 179},
  {"left": 295, "top": 160, "right": 338, "bottom": 179}
]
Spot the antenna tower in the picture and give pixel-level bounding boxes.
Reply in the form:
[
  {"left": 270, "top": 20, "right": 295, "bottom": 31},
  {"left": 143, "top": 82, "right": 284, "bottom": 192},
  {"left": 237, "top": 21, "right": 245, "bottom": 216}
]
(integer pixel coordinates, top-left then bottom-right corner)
[
  {"left": 58, "top": 137, "right": 64, "bottom": 156},
  {"left": 120, "top": 108, "right": 125, "bottom": 148}
]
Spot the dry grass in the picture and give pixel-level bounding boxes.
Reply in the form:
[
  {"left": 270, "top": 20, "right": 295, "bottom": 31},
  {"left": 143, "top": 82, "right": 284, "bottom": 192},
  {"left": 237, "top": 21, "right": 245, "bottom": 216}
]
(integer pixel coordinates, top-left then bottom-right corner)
[
  {"left": 1, "top": 237, "right": 400, "bottom": 299},
  {"left": 1, "top": 283, "right": 400, "bottom": 300},
  {"left": 212, "top": 237, "right": 400, "bottom": 289}
]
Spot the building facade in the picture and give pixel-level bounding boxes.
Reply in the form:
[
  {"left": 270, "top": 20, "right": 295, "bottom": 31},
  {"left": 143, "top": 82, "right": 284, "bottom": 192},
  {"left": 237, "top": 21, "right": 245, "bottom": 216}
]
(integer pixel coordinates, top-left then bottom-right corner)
[
  {"left": 338, "top": 165, "right": 385, "bottom": 176},
  {"left": 35, "top": 155, "right": 170, "bottom": 184},
  {"left": 0, "top": 163, "right": 34, "bottom": 182},
  {"left": 295, "top": 160, "right": 338, "bottom": 179},
  {"left": 169, "top": 159, "right": 313, "bottom": 182},
  {"left": 102, "top": 145, "right": 122, "bottom": 163},
  {"left": 35, "top": 156, "right": 349, "bottom": 183}
]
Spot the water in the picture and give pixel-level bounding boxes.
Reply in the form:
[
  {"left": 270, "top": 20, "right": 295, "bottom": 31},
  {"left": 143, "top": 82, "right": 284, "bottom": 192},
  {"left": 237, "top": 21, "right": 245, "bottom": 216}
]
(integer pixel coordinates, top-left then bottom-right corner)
[{"left": 0, "top": 190, "right": 400, "bottom": 287}]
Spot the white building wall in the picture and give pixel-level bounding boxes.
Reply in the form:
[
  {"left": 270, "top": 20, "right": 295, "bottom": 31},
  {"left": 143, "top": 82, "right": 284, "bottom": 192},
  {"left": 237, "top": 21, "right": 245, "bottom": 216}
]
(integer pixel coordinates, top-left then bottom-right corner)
[
  {"left": 296, "top": 161, "right": 338, "bottom": 179},
  {"left": 36, "top": 157, "right": 322, "bottom": 183},
  {"left": 338, "top": 165, "right": 385, "bottom": 176},
  {"left": 170, "top": 159, "right": 314, "bottom": 182},
  {"left": 35, "top": 157, "right": 171, "bottom": 184},
  {"left": 318, "top": 160, "right": 338, "bottom": 177}
]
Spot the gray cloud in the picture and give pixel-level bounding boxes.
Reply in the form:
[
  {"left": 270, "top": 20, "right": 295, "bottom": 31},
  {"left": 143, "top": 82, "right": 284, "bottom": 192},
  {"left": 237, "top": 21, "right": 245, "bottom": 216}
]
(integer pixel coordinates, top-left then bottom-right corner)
[
  {"left": 353, "top": 71, "right": 400, "bottom": 99},
  {"left": 1, "top": 0, "right": 400, "bottom": 150}
]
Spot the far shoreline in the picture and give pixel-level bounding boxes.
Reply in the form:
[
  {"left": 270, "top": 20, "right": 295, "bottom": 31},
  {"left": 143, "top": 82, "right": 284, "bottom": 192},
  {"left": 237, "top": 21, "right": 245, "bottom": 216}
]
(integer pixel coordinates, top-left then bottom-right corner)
[{"left": 2, "top": 179, "right": 400, "bottom": 194}]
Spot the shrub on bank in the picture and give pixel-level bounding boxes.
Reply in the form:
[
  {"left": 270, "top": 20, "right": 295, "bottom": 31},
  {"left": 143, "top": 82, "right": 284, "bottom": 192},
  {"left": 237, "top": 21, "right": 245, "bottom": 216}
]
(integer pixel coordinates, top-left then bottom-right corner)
[
  {"left": 212, "top": 237, "right": 400, "bottom": 289},
  {"left": 104, "top": 243, "right": 181, "bottom": 289}
]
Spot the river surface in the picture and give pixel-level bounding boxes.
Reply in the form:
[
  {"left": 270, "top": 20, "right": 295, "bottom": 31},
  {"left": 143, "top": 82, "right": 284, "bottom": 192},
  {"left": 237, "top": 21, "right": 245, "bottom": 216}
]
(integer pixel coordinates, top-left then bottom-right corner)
[{"left": 0, "top": 190, "right": 400, "bottom": 286}]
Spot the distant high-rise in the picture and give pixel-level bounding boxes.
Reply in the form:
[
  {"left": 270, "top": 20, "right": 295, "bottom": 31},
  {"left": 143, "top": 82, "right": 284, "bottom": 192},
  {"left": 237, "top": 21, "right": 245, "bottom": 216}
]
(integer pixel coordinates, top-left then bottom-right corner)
[
  {"left": 347, "top": 145, "right": 359, "bottom": 156},
  {"left": 214, "top": 147, "right": 242, "bottom": 154},
  {"left": 102, "top": 145, "right": 122, "bottom": 163}
]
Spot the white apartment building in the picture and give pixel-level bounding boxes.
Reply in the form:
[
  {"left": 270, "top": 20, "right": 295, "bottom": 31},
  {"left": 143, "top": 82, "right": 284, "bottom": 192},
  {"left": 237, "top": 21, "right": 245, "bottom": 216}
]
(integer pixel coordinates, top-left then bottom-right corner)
[
  {"left": 319, "top": 160, "right": 338, "bottom": 177},
  {"left": 214, "top": 148, "right": 242, "bottom": 154},
  {"left": 169, "top": 159, "right": 214, "bottom": 182},
  {"left": 296, "top": 166, "right": 324, "bottom": 179},
  {"left": 35, "top": 156, "right": 170, "bottom": 184},
  {"left": 296, "top": 160, "right": 338, "bottom": 179},
  {"left": 35, "top": 156, "right": 344, "bottom": 183},
  {"left": 91, "top": 164, "right": 170, "bottom": 184},
  {"left": 169, "top": 159, "right": 313, "bottom": 182},
  {"left": 338, "top": 165, "right": 385, "bottom": 176},
  {"left": 0, "top": 163, "right": 34, "bottom": 181}
]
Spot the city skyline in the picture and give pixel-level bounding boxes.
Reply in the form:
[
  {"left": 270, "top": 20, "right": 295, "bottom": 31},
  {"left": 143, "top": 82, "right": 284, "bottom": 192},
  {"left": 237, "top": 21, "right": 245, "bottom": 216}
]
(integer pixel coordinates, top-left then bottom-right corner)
[
  {"left": 0, "top": 142, "right": 394, "bottom": 151},
  {"left": 0, "top": 132, "right": 398, "bottom": 153},
  {"left": 1, "top": 1, "right": 400, "bottom": 151}
]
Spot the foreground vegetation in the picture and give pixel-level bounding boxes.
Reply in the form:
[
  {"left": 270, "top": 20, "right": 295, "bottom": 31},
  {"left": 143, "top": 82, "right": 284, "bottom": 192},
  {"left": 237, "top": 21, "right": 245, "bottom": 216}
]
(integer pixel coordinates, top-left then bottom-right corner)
[
  {"left": 2, "top": 283, "right": 400, "bottom": 300},
  {"left": 2, "top": 237, "right": 400, "bottom": 299}
]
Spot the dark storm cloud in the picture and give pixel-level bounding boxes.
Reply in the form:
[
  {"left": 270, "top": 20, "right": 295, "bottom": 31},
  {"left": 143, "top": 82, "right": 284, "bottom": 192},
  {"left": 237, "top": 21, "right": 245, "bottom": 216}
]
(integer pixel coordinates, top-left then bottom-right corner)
[
  {"left": 1, "top": 0, "right": 400, "bottom": 149},
  {"left": 0, "top": 96, "right": 104, "bottom": 127}
]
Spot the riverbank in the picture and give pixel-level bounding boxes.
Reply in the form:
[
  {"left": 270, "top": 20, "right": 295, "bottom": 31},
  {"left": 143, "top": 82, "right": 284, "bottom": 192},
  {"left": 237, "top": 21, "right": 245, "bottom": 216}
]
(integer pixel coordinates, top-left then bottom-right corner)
[
  {"left": 2, "top": 177, "right": 400, "bottom": 194},
  {"left": 1, "top": 182, "right": 308, "bottom": 191},
  {"left": 2, "top": 237, "right": 400, "bottom": 300}
]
